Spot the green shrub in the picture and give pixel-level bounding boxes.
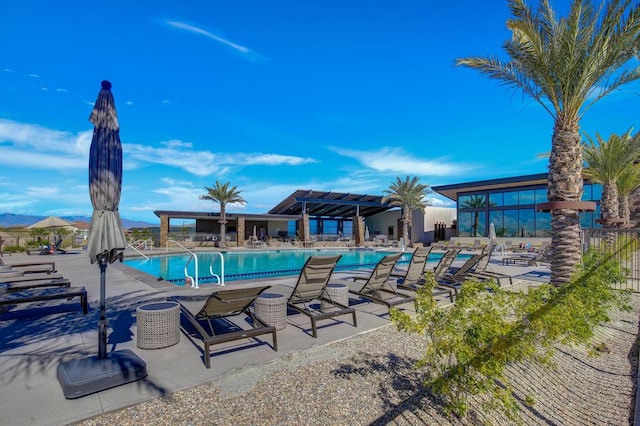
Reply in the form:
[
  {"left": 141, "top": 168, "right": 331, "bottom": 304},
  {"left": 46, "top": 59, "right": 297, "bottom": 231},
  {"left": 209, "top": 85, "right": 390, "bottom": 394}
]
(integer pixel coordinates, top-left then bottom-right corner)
[{"left": 391, "top": 249, "right": 630, "bottom": 421}]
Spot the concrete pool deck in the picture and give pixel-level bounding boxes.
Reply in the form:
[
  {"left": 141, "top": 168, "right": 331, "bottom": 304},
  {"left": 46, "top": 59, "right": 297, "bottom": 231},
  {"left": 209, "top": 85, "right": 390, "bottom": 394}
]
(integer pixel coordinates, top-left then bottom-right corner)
[{"left": 0, "top": 249, "right": 562, "bottom": 425}]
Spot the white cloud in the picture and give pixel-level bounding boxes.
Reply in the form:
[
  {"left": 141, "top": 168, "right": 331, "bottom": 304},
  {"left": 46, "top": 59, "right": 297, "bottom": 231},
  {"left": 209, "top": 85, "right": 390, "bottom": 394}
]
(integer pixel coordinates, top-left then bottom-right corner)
[
  {"left": 330, "top": 146, "right": 472, "bottom": 177},
  {"left": 56, "top": 88, "right": 68, "bottom": 93},
  {"left": 165, "top": 20, "right": 266, "bottom": 63},
  {"left": 125, "top": 101, "right": 133, "bottom": 105},
  {"left": 0, "top": 119, "right": 91, "bottom": 169},
  {"left": 28, "top": 74, "right": 40, "bottom": 78}
]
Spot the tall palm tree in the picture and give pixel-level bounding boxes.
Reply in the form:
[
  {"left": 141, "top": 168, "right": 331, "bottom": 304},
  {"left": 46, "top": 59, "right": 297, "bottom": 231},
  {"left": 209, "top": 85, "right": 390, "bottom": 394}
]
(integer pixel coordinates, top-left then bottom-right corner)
[
  {"left": 457, "top": 0, "right": 640, "bottom": 285},
  {"left": 199, "top": 181, "right": 246, "bottom": 248},
  {"left": 583, "top": 130, "right": 640, "bottom": 222},
  {"left": 617, "top": 162, "right": 640, "bottom": 223},
  {"left": 382, "top": 176, "right": 431, "bottom": 247}
]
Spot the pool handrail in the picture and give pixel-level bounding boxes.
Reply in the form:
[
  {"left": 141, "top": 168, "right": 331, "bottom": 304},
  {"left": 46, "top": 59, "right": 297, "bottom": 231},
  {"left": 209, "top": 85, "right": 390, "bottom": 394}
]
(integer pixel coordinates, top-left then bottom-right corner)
[
  {"left": 166, "top": 239, "right": 199, "bottom": 288},
  {"left": 207, "top": 252, "right": 225, "bottom": 286},
  {"left": 126, "top": 243, "right": 149, "bottom": 260}
]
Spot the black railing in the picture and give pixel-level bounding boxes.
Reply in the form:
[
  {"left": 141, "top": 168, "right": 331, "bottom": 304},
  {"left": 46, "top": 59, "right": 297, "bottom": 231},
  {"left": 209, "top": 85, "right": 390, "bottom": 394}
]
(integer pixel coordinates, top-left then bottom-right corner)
[{"left": 583, "top": 227, "right": 640, "bottom": 292}]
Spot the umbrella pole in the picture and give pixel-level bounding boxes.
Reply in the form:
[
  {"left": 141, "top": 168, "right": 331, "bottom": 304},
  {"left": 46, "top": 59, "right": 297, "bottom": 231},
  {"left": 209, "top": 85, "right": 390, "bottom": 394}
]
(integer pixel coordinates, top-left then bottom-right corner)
[{"left": 98, "top": 260, "right": 108, "bottom": 359}]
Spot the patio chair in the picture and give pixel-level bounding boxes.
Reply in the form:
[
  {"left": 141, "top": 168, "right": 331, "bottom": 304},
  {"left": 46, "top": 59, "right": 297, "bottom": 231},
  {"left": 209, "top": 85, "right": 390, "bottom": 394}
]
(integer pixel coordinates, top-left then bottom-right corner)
[
  {"left": 391, "top": 247, "right": 454, "bottom": 303},
  {"left": 0, "top": 287, "right": 88, "bottom": 315},
  {"left": 287, "top": 255, "right": 357, "bottom": 338},
  {"left": 436, "top": 253, "right": 487, "bottom": 296},
  {"left": 466, "top": 244, "right": 513, "bottom": 286},
  {"left": 170, "top": 286, "right": 277, "bottom": 369},
  {"left": 0, "top": 257, "right": 56, "bottom": 274},
  {"left": 0, "top": 272, "right": 65, "bottom": 283},
  {"left": 343, "top": 253, "right": 415, "bottom": 312},
  {"left": 7, "top": 278, "right": 71, "bottom": 292},
  {"left": 502, "top": 244, "right": 552, "bottom": 266}
]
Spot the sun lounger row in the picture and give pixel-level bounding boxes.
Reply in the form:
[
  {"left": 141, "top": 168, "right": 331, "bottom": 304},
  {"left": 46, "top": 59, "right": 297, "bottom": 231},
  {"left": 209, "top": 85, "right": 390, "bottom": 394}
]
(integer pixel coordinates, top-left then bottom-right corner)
[
  {"left": 172, "top": 251, "right": 429, "bottom": 368},
  {"left": 0, "top": 271, "right": 87, "bottom": 314}
]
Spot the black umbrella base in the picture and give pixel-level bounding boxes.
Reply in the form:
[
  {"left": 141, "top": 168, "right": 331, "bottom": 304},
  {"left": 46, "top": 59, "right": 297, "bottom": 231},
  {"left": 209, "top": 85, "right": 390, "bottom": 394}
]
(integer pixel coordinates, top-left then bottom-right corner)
[{"left": 57, "top": 349, "right": 147, "bottom": 399}]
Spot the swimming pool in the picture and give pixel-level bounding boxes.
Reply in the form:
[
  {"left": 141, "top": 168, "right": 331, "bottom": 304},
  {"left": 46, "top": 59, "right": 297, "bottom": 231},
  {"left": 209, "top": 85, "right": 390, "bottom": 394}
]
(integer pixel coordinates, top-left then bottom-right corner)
[{"left": 123, "top": 249, "right": 464, "bottom": 285}]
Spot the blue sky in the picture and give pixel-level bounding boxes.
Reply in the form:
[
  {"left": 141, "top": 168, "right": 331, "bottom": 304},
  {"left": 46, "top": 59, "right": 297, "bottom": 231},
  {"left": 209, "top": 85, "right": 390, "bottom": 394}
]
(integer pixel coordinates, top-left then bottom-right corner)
[{"left": 1, "top": 1, "right": 638, "bottom": 224}]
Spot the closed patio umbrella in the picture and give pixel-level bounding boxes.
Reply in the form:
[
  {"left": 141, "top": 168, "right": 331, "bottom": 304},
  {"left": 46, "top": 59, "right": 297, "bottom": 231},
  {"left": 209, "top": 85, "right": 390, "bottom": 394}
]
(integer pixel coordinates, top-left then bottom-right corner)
[
  {"left": 57, "top": 81, "right": 146, "bottom": 399},
  {"left": 87, "top": 80, "right": 127, "bottom": 360}
]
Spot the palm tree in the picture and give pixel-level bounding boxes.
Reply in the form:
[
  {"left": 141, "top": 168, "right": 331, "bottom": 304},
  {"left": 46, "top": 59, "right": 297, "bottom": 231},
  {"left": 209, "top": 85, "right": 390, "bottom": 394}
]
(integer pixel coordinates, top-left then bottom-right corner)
[
  {"left": 583, "top": 130, "right": 640, "bottom": 222},
  {"left": 199, "top": 181, "right": 246, "bottom": 248},
  {"left": 457, "top": 0, "right": 640, "bottom": 285},
  {"left": 382, "top": 176, "right": 431, "bottom": 247},
  {"left": 617, "top": 162, "right": 640, "bottom": 223}
]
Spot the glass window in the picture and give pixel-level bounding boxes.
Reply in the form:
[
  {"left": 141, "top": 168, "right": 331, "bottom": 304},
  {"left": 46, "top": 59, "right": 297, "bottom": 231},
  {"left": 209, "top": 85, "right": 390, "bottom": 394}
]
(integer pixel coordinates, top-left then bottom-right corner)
[
  {"left": 459, "top": 194, "right": 486, "bottom": 209},
  {"left": 535, "top": 188, "right": 548, "bottom": 204},
  {"left": 489, "top": 211, "right": 505, "bottom": 237},
  {"left": 309, "top": 220, "right": 318, "bottom": 235},
  {"left": 519, "top": 190, "right": 535, "bottom": 205},
  {"left": 581, "top": 184, "right": 592, "bottom": 201},
  {"left": 592, "top": 184, "right": 602, "bottom": 201},
  {"left": 323, "top": 219, "right": 338, "bottom": 235},
  {"left": 580, "top": 211, "right": 593, "bottom": 229},
  {"left": 535, "top": 211, "right": 551, "bottom": 236},
  {"left": 470, "top": 211, "right": 486, "bottom": 237},
  {"left": 489, "top": 193, "right": 503, "bottom": 207},
  {"left": 342, "top": 221, "right": 353, "bottom": 237},
  {"left": 504, "top": 191, "right": 519, "bottom": 206},
  {"left": 503, "top": 209, "right": 519, "bottom": 237},
  {"left": 519, "top": 209, "right": 535, "bottom": 237},
  {"left": 458, "top": 212, "right": 473, "bottom": 236},
  {"left": 287, "top": 221, "right": 297, "bottom": 238}
]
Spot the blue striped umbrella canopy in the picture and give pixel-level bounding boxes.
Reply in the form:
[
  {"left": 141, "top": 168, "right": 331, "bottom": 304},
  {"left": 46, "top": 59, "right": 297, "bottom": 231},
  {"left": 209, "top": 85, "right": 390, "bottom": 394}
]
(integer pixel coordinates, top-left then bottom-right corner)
[{"left": 87, "top": 80, "right": 126, "bottom": 264}]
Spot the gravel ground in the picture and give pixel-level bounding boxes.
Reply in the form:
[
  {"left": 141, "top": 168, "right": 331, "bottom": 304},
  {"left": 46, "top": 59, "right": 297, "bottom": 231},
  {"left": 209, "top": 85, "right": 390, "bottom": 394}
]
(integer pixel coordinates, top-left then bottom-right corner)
[{"left": 76, "top": 290, "right": 639, "bottom": 426}]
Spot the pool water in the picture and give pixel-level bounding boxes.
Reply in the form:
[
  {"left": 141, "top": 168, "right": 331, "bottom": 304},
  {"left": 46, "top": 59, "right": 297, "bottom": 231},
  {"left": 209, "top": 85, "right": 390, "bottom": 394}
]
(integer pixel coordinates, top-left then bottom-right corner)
[{"left": 123, "top": 248, "right": 463, "bottom": 285}]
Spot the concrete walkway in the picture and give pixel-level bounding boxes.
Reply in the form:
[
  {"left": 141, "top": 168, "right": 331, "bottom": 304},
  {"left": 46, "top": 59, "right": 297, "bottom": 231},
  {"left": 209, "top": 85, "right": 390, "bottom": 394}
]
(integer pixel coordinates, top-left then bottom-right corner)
[{"left": 0, "top": 250, "right": 549, "bottom": 426}]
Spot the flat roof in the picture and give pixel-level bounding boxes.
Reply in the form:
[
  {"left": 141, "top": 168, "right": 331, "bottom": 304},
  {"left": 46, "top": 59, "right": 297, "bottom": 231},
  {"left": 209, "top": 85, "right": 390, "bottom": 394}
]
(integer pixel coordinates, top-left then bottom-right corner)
[
  {"left": 153, "top": 210, "right": 295, "bottom": 221},
  {"left": 432, "top": 173, "right": 549, "bottom": 201},
  {"left": 268, "top": 190, "right": 392, "bottom": 218}
]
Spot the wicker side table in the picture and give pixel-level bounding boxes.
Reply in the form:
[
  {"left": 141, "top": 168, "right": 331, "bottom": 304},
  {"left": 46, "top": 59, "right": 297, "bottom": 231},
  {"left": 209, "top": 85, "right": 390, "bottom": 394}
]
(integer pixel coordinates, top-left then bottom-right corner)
[
  {"left": 321, "top": 283, "right": 349, "bottom": 312},
  {"left": 254, "top": 293, "right": 287, "bottom": 330},
  {"left": 136, "top": 302, "right": 181, "bottom": 349}
]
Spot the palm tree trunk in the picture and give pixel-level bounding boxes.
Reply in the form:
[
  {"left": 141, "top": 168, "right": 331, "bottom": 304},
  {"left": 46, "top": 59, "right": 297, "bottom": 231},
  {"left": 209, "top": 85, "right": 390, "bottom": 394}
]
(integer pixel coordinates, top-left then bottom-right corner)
[
  {"left": 601, "top": 182, "right": 619, "bottom": 220},
  {"left": 219, "top": 205, "right": 226, "bottom": 248},
  {"left": 619, "top": 196, "right": 631, "bottom": 223},
  {"left": 548, "top": 121, "right": 583, "bottom": 286},
  {"left": 403, "top": 210, "right": 411, "bottom": 246}
]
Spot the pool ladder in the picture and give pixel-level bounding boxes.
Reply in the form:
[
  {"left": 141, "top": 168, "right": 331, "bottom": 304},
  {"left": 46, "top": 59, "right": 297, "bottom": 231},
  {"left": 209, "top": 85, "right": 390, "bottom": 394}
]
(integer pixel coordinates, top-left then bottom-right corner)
[{"left": 165, "top": 239, "right": 225, "bottom": 288}]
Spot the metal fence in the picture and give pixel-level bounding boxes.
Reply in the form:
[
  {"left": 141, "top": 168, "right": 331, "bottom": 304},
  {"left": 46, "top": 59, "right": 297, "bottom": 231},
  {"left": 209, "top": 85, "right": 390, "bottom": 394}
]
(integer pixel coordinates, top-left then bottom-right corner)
[{"left": 583, "top": 227, "right": 640, "bottom": 292}]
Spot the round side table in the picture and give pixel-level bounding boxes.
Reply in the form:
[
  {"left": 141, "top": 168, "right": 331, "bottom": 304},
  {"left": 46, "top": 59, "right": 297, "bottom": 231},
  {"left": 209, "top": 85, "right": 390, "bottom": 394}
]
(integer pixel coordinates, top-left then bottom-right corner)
[
  {"left": 254, "top": 293, "right": 287, "bottom": 330},
  {"left": 321, "top": 283, "right": 349, "bottom": 312},
  {"left": 136, "top": 301, "right": 181, "bottom": 349}
]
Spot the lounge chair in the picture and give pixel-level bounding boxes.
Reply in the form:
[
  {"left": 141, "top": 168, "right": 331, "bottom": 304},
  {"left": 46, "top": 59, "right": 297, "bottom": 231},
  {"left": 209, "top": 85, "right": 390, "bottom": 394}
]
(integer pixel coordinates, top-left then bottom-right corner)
[
  {"left": 0, "top": 257, "right": 56, "bottom": 274},
  {"left": 0, "top": 273, "right": 65, "bottom": 283},
  {"left": 502, "top": 245, "right": 552, "bottom": 266},
  {"left": 466, "top": 245, "right": 513, "bottom": 286},
  {"left": 0, "top": 287, "right": 88, "bottom": 314},
  {"left": 37, "top": 239, "right": 66, "bottom": 255},
  {"left": 287, "top": 255, "right": 357, "bottom": 338},
  {"left": 170, "top": 286, "right": 277, "bottom": 369},
  {"left": 343, "top": 253, "right": 415, "bottom": 312},
  {"left": 7, "top": 278, "right": 71, "bottom": 292},
  {"left": 392, "top": 247, "right": 454, "bottom": 303},
  {"left": 436, "top": 253, "right": 487, "bottom": 296}
]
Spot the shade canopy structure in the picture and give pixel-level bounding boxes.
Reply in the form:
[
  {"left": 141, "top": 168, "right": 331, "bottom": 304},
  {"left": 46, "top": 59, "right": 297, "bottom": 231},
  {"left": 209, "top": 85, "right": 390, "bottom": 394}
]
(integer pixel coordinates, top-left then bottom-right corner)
[
  {"left": 58, "top": 81, "right": 147, "bottom": 399},
  {"left": 27, "top": 216, "right": 74, "bottom": 248},
  {"left": 28, "top": 216, "right": 74, "bottom": 230}
]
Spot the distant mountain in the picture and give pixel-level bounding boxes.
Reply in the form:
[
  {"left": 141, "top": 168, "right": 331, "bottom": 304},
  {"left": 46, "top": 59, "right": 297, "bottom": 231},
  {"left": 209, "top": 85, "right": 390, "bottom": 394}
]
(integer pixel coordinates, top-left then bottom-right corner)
[{"left": 0, "top": 213, "right": 157, "bottom": 229}]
